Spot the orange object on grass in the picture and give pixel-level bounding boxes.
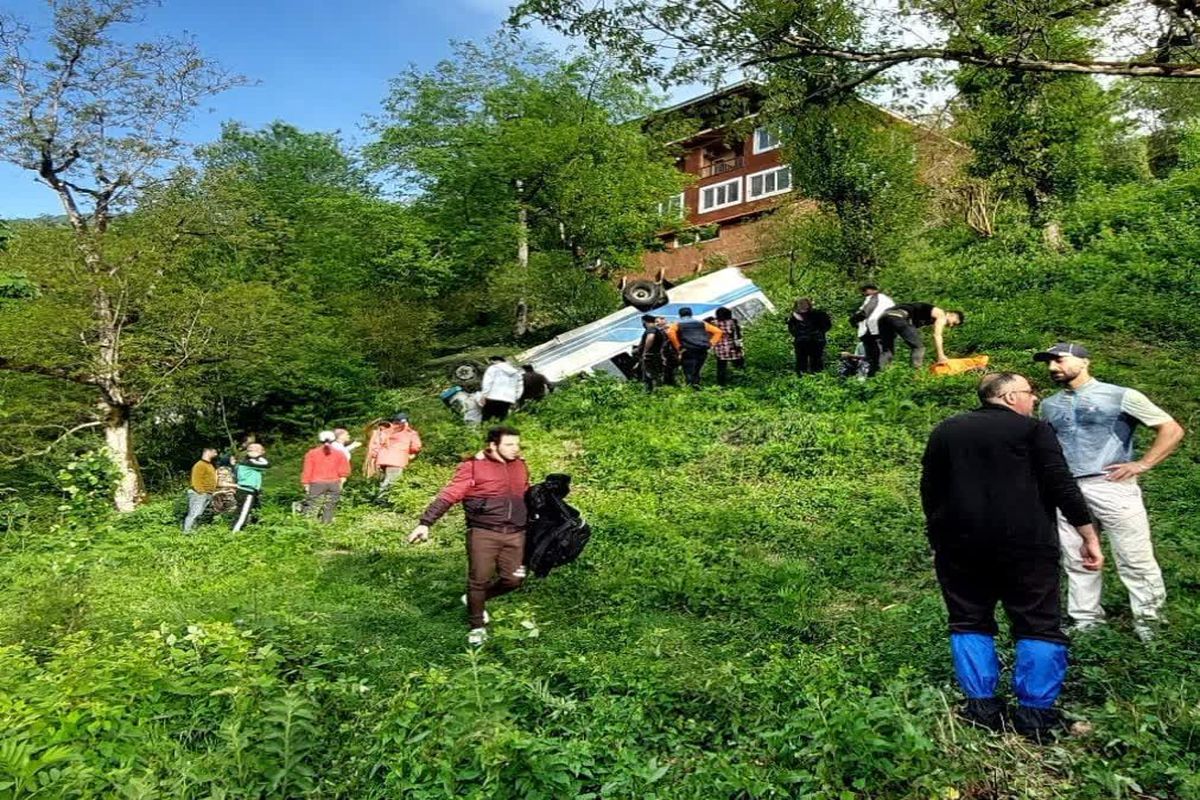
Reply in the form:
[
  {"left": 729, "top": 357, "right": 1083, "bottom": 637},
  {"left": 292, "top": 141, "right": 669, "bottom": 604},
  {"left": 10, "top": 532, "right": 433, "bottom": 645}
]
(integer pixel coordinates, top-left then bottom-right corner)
[{"left": 930, "top": 355, "right": 990, "bottom": 376}]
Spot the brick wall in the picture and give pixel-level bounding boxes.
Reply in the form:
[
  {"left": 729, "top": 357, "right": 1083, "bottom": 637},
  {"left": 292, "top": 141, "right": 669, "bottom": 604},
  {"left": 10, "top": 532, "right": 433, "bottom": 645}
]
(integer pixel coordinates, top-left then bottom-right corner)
[{"left": 642, "top": 201, "right": 818, "bottom": 282}]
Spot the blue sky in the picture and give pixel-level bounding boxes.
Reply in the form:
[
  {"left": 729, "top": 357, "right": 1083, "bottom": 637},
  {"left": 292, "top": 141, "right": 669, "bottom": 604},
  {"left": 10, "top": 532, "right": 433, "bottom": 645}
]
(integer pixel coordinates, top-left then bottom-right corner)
[{"left": 0, "top": 0, "right": 569, "bottom": 218}]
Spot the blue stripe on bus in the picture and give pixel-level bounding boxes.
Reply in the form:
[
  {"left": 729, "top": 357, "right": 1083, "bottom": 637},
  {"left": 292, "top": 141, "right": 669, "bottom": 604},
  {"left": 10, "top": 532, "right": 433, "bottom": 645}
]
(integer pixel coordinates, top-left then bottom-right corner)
[{"left": 525, "top": 284, "right": 764, "bottom": 366}]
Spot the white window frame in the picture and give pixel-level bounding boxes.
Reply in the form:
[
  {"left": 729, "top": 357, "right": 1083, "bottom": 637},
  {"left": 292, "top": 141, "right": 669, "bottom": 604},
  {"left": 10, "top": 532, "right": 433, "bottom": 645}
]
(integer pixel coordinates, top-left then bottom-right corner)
[
  {"left": 658, "top": 192, "right": 685, "bottom": 218},
  {"left": 698, "top": 176, "right": 742, "bottom": 213},
  {"left": 746, "top": 165, "right": 793, "bottom": 201},
  {"left": 752, "top": 126, "right": 781, "bottom": 154}
]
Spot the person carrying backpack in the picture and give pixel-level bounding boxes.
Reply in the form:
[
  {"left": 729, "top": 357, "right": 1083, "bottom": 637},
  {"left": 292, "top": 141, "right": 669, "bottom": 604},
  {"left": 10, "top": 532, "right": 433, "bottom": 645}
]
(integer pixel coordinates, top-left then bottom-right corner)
[{"left": 408, "top": 426, "right": 531, "bottom": 646}]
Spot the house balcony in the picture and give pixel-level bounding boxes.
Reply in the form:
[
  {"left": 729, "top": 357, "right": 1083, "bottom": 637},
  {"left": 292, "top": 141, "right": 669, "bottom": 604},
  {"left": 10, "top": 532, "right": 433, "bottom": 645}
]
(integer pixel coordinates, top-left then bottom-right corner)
[{"left": 698, "top": 156, "right": 744, "bottom": 179}]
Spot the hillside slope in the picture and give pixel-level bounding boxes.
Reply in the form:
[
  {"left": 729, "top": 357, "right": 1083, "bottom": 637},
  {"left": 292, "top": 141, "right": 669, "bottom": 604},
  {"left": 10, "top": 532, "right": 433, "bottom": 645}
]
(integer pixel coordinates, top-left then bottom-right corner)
[{"left": 1, "top": 184, "right": 1199, "bottom": 798}]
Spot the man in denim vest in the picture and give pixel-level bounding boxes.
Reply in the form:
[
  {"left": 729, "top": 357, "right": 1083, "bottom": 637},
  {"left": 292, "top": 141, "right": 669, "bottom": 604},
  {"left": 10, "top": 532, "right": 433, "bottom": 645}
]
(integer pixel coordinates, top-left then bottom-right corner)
[{"left": 1036, "top": 343, "right": 1185, "bottom": 640}]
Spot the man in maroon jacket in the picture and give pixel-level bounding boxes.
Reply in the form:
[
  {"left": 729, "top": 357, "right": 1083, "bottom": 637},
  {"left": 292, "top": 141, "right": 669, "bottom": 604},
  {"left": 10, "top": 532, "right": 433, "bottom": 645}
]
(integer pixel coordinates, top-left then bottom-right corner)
[{"left": 408, "top": 426, "right": 530, "bottom": 645}]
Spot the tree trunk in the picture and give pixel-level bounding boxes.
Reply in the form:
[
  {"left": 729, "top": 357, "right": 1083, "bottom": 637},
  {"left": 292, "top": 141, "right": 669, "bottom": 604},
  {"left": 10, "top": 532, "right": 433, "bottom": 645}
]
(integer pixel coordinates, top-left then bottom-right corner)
[
  {"left": 514, "top": 182, "right": 531, "bottom": 339},
  {"left": 101, "top": 400, "right": 144, "bottom": 512},
  {"left": 92, "top": 269, "right": 145, "bottom": 510}
]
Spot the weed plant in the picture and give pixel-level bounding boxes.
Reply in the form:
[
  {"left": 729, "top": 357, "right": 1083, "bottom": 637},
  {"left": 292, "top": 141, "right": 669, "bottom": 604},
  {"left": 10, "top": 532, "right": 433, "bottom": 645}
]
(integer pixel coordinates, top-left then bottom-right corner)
[{"left": 1, "top": 182, "right": 1199, "bottom": 798}]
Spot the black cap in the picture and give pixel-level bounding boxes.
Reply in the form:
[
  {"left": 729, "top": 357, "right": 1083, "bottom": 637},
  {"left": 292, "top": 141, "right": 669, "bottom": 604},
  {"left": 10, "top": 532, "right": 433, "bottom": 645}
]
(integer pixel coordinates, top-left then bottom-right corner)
[
  {"left": 1033, "top": 343, "right": 1091, "bottom": 362},
  {"left": 678, "top": 307, "right": 693, "bottom": 317}
]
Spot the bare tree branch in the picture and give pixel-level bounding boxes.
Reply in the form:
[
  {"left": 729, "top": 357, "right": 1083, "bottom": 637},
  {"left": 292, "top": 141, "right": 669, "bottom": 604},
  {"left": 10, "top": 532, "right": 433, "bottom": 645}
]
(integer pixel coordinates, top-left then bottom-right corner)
[
  {"left": 752, "top": 38, "right": 1200, "bottom": 78},
  {"left": 4, "top": 421, "right": 104, "bottom": 462}
]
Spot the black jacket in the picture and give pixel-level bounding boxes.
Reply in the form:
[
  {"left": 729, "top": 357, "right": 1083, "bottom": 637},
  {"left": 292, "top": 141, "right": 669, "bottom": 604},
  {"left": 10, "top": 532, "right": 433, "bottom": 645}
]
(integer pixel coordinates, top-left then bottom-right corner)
[
  {"left": 788, "top": 310, "right": 832, "bottom": 343},
  {"left": 921, "top": 406, "right": 1091, "bottom": 556}
]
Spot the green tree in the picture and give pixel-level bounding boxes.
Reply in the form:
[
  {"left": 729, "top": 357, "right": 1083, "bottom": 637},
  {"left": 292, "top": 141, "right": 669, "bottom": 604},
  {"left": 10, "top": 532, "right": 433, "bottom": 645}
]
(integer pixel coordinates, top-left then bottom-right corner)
[
  {"left": 369, "top": 39, "right": 687, "bottom": 337},
  {"left": 950, "top": 12, "right": 1120, "bottom": 236},
  {"left": 513, "top": 0, "right": 1200, "bottom": 91},
  {"left": 193, "top": 122, "right": 449, "bottom": 383},
  {"left": 0, "top": 0, "right": 242, "bottom": 509},
  {"left": 765, "top": 94, "right": 924, "bottom": 280}
]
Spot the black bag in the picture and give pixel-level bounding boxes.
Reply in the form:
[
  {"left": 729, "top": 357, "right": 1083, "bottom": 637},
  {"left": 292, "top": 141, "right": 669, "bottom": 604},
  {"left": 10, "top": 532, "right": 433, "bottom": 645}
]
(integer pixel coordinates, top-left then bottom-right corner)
[{"left": 523, "top": 474, "right": 591, "bottom": 578}]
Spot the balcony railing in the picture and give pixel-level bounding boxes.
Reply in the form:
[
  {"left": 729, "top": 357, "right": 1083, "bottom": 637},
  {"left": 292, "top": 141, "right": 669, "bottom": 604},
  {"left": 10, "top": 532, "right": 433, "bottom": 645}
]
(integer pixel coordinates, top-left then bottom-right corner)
[{"left": 698, "top": 156, "right": 744, "bottom": 178}]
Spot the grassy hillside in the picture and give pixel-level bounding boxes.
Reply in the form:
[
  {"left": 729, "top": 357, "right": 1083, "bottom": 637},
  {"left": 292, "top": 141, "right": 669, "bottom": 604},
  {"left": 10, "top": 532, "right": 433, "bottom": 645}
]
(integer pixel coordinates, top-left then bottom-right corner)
[{"left": 2, "top": 183, "right": 1199, "bottom": 798}]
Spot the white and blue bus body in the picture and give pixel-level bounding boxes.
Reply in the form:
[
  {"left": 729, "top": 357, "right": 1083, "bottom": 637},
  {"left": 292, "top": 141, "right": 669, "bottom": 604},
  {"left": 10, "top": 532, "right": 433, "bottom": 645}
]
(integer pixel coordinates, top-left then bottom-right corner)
[{"left": 517, "top": 267, "right": 776, "bottom": 383}]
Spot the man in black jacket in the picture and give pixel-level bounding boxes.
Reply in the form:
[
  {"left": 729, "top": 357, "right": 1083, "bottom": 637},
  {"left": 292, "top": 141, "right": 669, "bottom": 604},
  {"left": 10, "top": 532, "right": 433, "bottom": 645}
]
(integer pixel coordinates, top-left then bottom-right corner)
[
  {"left": 787, "top": 298, "right": 832, "bottom": 375},
  {"left": 921, "top": 372, "right": 1103, "bottom": 740},
  {"left": 636, "top": 315, "right": 665, "bottom": 392}
]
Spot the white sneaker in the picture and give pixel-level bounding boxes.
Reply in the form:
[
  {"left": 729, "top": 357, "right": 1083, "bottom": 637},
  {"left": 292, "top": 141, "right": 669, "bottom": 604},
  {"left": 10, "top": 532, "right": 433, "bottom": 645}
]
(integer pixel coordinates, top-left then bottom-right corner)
[
  {"left": 1133, "top": 621, "right": 1160, "bottom": 643},
  {"left": 1067, "top": 620, "right": 1105, "bottom": 635},
  {"left": 467, "top": 627, "right": 488, "bottom": 646},
  {"left": 460, "top": 594, "right": 489, "bottom": 624}
]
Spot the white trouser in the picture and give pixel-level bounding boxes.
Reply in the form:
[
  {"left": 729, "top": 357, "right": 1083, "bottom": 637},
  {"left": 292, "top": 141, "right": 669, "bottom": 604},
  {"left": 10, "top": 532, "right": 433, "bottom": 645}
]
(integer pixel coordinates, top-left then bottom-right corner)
[{"left": 1058, "top": 477, "right": 1166, "bottom": 626}]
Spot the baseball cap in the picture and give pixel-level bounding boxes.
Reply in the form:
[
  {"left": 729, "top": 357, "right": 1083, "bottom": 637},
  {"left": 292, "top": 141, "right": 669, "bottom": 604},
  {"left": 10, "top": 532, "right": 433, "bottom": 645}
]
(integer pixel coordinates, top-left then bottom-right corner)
[
  {"left": 318, "top": 430, "right": 336, "bottom": 443},
  {"left": 1033, "top": 343, "right": 1090, "bottom": 362},
  {"left": 391, "top": 412, "right": 409, "bottom": 423}
]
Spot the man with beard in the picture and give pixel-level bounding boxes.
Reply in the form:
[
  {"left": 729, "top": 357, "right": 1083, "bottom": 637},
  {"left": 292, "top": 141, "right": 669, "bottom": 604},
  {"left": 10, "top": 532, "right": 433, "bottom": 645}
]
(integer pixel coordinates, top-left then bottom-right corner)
[{"left": 1036, "top": 343, "right": 1185, "bottom": 641}]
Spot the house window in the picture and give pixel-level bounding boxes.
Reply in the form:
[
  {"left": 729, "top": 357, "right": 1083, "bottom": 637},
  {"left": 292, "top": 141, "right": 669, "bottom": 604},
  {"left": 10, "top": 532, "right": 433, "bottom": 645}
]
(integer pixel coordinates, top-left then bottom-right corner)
[
  {"left": 753, "top": 126, "right": 781, "bottom": 154},
  {"left": 698, "top": 176, "right": 741, "bottom": 212},
  {"left": 658, "top": 193, "right": 685, "bottom": 218},
  {"left": 747, "top": 165, "right": 792, "bottom": 200}
]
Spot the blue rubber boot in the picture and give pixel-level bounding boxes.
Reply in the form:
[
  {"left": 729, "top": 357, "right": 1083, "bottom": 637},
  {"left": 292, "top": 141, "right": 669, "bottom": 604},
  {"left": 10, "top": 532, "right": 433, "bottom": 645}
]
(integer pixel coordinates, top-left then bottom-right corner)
[
  {"left": 1012, "top": 638, "right": 1069, "bottom": 742},
  {"left": 950, "top": 633, "right": 1004, "bottom": 731}
]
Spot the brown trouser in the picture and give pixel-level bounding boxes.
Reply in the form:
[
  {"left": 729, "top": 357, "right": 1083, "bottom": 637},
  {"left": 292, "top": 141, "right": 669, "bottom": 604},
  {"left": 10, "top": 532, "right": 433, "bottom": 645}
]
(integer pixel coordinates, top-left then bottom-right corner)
[{"left": 466, "top": 527, "right": 526, "bottom": 628}]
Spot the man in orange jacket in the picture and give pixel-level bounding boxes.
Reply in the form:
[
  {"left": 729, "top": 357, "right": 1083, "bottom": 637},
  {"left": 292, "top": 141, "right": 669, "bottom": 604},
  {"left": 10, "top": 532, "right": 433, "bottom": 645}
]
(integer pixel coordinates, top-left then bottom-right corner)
[
  {"left": 367, "top": 413, "right": 423, "bottom": 498},
  {"left": 301, "top": 431, "right": 352, "bottom": 523},
  {"left": 666, "top": 307, "right": 723, "bottom": 389}
]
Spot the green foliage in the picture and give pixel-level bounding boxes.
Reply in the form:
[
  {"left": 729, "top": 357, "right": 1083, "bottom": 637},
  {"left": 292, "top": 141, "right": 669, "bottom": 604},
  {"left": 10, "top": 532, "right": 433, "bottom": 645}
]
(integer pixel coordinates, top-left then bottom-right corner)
[
  {"left": 762, "top": 99, "right": 924, "bottom": 280},
  {"left": 54, "top": 450, "right": 119, "bottom": 523},
  {"left": 369, "top": 38, "right": 686, "bottom": 333},
  {"left": 2, "top": 166, "right": 1199, "bottom": 797},
  {"left": 955, "top": 68, "right": 1119, "bottom": 223}
]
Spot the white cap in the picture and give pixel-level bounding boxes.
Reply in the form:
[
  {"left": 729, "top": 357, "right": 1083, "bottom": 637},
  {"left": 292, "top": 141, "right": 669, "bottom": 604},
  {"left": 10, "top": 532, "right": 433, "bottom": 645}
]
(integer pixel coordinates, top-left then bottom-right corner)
[{"left": 318, "top": 430, "right": 336, "bottom": 443}]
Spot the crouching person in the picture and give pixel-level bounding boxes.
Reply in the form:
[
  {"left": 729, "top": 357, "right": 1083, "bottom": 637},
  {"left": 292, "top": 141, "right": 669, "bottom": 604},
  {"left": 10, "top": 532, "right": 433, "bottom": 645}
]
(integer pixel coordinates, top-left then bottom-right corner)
[{"left": 408, "top": 426, "right": 530, "bottom": 646}]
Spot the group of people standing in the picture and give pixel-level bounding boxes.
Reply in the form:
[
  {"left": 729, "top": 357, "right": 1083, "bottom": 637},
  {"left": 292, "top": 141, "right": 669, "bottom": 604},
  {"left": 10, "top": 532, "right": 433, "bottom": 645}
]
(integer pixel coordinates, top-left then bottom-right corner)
[
  {"left": 636, "top": 306, "right": 746, "bottom": 391},
  {"left": 183, "top": 416, "right": 428, "bottom": 530},
  {"left": 462, "top": 357, "right": 553, "bottom": 424},
  {"left": 632, "top": 287, "right": 964, "bottom": 390},
  {"left": 183, "top": 442, "right": 272, "bottom": 533},
  {"left": 177, "top": 293, "right": 1186, "bottom": 745},
  {"left": 923, "top": 342, "right": 1184, "bottom": 740},
  {"left": 786, "top": 287, "right": 965, "bottom": 378}
]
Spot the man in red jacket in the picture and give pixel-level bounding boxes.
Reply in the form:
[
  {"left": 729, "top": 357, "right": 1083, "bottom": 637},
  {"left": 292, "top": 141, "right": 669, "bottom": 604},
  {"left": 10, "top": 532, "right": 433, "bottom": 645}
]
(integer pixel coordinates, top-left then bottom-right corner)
[
  {"left": 408, "top": 426, "right": 530, "bottom": 645},
  {"left": 301, "top": 431, "right": 352, "bottom": 524}
]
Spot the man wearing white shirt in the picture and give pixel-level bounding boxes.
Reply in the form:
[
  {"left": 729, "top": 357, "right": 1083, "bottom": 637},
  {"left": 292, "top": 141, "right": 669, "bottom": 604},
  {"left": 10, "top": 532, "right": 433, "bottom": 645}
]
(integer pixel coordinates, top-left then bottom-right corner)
[
  {"left": 851, "top": 284, "right": 894, "bottom": 376},
  {"left": 480, "top": 355, "right": 524, "bottom": 421}
]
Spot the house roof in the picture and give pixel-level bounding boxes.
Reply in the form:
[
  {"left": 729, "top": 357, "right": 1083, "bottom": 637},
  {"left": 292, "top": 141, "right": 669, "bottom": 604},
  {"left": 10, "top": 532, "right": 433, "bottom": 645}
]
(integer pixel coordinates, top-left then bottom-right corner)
[{"left": 650, "top": 78, "right": 965, "bottom": 150}]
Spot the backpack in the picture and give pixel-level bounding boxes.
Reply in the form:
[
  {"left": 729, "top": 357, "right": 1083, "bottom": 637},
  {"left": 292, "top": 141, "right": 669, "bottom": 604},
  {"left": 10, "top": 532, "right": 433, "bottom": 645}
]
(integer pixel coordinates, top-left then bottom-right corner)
[{"left": 523, "top": 474, "right": 591, "bottom": 578}]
